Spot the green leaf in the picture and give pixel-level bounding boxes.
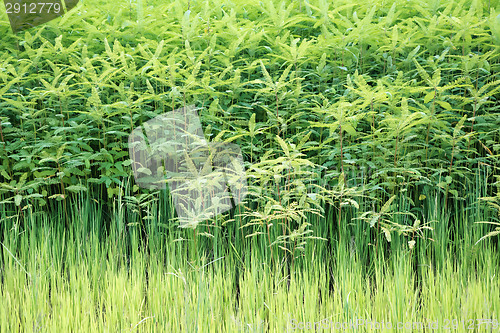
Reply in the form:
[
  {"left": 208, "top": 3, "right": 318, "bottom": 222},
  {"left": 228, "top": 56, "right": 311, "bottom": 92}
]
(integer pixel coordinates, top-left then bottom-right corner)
[
  {"left": 380, "top": 195, "right": 397, "bottom": 214},
  {"left": 342, "top": 123, "right": 357, "bottom": 137},
  {"left": 249, "top": 113, "right": 256, "bottom": 137},
  {"left": 259, "top": 60, "right": 273, "bottom": 85},
  {"left": 137, "top": 167, "right": 152, "bottom": 175},
  {"left": 275, "top": 135, "right": 289, "bottom": 157},
  {"left": 278, "top": 64, "right": 293, "bottom": 85},
  {"left": 475, "top": 229, "right": 500, "bottom": 245},
  {"left": 424, "top": 91, "right": 435, "bottom": 104},
  {"left": 369, "top": 215, "right": 380, "bottom": 228},
  {"left": 453, "top": 115, "right": 467, "bottom": 138},
  {"left": 436, "top": 101, "right": 452, "bottom": 110},
  {"left": 382, "top": 227, "right": 391, "bottom": 242},
  {"left": 431, "top": 69, "right": 441, "bottom": 86},
  {"left": 14, "top": 194, "right": 22, "bottom": 206},
  {"left": 146, "top": 79, "right": 155, "bottom": 95}
]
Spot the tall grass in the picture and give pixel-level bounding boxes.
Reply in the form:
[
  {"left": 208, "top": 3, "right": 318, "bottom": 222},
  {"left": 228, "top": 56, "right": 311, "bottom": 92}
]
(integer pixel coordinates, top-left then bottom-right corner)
[{"left": 0, "top": 0, "right": 499, "bottom": 330}]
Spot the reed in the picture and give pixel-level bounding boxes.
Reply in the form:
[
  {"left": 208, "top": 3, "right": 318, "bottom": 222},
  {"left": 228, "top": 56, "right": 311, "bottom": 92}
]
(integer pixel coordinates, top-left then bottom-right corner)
[{"left": 0, "top": 0, "right": 499, "bottom": 331}]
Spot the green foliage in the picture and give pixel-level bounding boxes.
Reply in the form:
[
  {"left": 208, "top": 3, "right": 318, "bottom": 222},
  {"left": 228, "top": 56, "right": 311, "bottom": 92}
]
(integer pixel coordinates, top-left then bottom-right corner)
[{"left": 0, "top": 0, "right": 499, "bottom": 329}]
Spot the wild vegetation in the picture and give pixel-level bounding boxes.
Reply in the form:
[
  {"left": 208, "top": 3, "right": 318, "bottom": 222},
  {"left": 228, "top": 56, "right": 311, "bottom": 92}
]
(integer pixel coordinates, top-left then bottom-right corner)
[{"left": 0, "top": 0, "right": 499, "bottom": 331}]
